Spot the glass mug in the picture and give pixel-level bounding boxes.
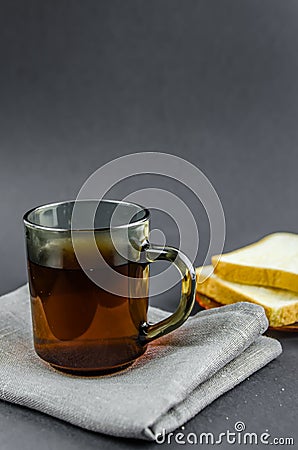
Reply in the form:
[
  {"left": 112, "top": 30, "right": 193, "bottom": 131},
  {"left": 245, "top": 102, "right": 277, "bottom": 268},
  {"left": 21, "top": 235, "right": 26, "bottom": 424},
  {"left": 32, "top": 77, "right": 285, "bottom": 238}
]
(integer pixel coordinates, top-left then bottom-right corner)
[{"left": 23, "top": 200, "right": 196, "bottom": 374}]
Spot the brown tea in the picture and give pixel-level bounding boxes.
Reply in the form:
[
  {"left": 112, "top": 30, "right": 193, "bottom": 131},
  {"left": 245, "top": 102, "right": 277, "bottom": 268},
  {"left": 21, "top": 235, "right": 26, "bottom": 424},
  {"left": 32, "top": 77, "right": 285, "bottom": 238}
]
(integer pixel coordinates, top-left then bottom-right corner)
[{"left": 28, "top": 260, "right": 149, "bottom": 373}]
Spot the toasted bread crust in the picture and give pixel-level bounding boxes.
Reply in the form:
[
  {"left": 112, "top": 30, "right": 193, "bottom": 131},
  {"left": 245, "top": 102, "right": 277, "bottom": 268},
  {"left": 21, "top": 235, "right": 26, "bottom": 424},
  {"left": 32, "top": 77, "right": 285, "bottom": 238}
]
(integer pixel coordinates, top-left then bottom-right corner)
[
  {"left": 196, "top": 267, "right": 298, "bottom": 327},
  {"left": 212, "top": 259, "right": 298, "bottom": 292},
  {"left": 212, "top": 232, "right": 298, "bottom": 292}
]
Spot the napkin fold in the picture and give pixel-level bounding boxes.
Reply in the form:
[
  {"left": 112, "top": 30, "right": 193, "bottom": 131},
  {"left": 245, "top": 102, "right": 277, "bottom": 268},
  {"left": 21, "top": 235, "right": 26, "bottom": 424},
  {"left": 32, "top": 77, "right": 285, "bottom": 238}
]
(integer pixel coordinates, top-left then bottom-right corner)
[{"left": 0, "top": 285, "right": 281, "bottom": 440}]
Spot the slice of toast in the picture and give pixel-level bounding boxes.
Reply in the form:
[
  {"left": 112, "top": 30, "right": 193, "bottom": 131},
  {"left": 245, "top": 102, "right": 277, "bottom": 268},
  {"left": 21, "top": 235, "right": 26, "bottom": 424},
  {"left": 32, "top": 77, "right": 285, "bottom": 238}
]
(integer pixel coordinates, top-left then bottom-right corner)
[
  {"left": 196, "top": 293, "right": 298, "bottom": 331},
  {"left": 196, "top": 265, "right": 298, "bottom": 327},
  {"left": 212, "top": 233, "right": 298, "bottom": 292}
]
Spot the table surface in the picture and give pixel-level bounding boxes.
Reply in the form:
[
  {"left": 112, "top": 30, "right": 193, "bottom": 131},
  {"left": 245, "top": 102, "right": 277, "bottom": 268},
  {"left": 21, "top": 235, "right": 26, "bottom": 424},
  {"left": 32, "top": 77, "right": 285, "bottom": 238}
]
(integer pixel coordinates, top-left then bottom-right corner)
[{"left": 1, "top": 1, "right": 298, "bottom": 448}]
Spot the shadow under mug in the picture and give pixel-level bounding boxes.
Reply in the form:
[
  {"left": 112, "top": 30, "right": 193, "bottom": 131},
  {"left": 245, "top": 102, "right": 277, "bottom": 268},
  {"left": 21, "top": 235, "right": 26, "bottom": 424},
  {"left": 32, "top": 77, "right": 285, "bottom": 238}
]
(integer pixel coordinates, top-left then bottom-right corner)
[{"left": 23, "top": 200, "right": 196, "bottom": 374}]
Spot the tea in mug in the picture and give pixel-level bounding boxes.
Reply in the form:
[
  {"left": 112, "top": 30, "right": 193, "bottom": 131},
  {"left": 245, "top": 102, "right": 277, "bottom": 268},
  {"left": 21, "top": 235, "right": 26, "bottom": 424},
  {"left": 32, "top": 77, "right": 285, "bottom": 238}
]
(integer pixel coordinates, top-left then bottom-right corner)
[{"left": 28, "top": 259, "right": 149, "bottom": 373}]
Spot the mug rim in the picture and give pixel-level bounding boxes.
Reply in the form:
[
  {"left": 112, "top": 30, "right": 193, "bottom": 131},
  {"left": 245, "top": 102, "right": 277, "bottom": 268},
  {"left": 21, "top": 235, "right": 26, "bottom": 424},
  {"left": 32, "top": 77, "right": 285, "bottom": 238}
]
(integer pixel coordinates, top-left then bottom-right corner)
[{"left": 23, "top": 199, "right": 150, "bottom": 232}]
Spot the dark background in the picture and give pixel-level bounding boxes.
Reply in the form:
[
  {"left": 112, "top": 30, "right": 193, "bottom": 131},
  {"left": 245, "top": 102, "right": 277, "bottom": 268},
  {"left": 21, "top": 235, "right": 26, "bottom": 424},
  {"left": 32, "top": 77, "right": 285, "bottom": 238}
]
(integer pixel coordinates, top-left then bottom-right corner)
[{"left": 0, "top": 1, "right": 297, "bottom": 449}]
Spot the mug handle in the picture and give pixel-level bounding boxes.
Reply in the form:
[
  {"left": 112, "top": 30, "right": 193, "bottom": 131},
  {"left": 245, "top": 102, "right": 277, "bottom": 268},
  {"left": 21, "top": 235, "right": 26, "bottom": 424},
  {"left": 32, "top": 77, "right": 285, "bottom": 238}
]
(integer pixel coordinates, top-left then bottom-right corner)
[{"left": 139, "top": 243, "right": 196, "bottom": 344}]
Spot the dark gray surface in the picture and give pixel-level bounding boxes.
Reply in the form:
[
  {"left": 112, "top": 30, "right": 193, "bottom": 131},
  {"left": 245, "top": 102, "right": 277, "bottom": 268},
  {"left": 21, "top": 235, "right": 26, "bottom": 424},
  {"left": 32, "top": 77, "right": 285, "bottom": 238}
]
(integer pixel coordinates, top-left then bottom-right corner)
[{"left": 0, "top": 1, "right": 297, "bottom": 448}]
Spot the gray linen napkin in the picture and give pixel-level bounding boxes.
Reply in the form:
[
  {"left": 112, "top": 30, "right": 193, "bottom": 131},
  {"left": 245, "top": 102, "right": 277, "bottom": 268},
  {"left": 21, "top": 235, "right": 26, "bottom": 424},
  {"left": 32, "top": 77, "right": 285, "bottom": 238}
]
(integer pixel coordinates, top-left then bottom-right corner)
[{"left": 0, "top": 285, "right": 281, "bottom": 440}]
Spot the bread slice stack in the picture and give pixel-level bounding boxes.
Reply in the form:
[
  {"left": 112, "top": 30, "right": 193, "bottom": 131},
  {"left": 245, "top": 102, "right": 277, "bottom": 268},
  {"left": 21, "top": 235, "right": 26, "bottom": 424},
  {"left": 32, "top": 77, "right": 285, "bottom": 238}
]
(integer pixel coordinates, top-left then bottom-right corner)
[{"left": 196, "top": 233, "right": 298, "bottom": 328}]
